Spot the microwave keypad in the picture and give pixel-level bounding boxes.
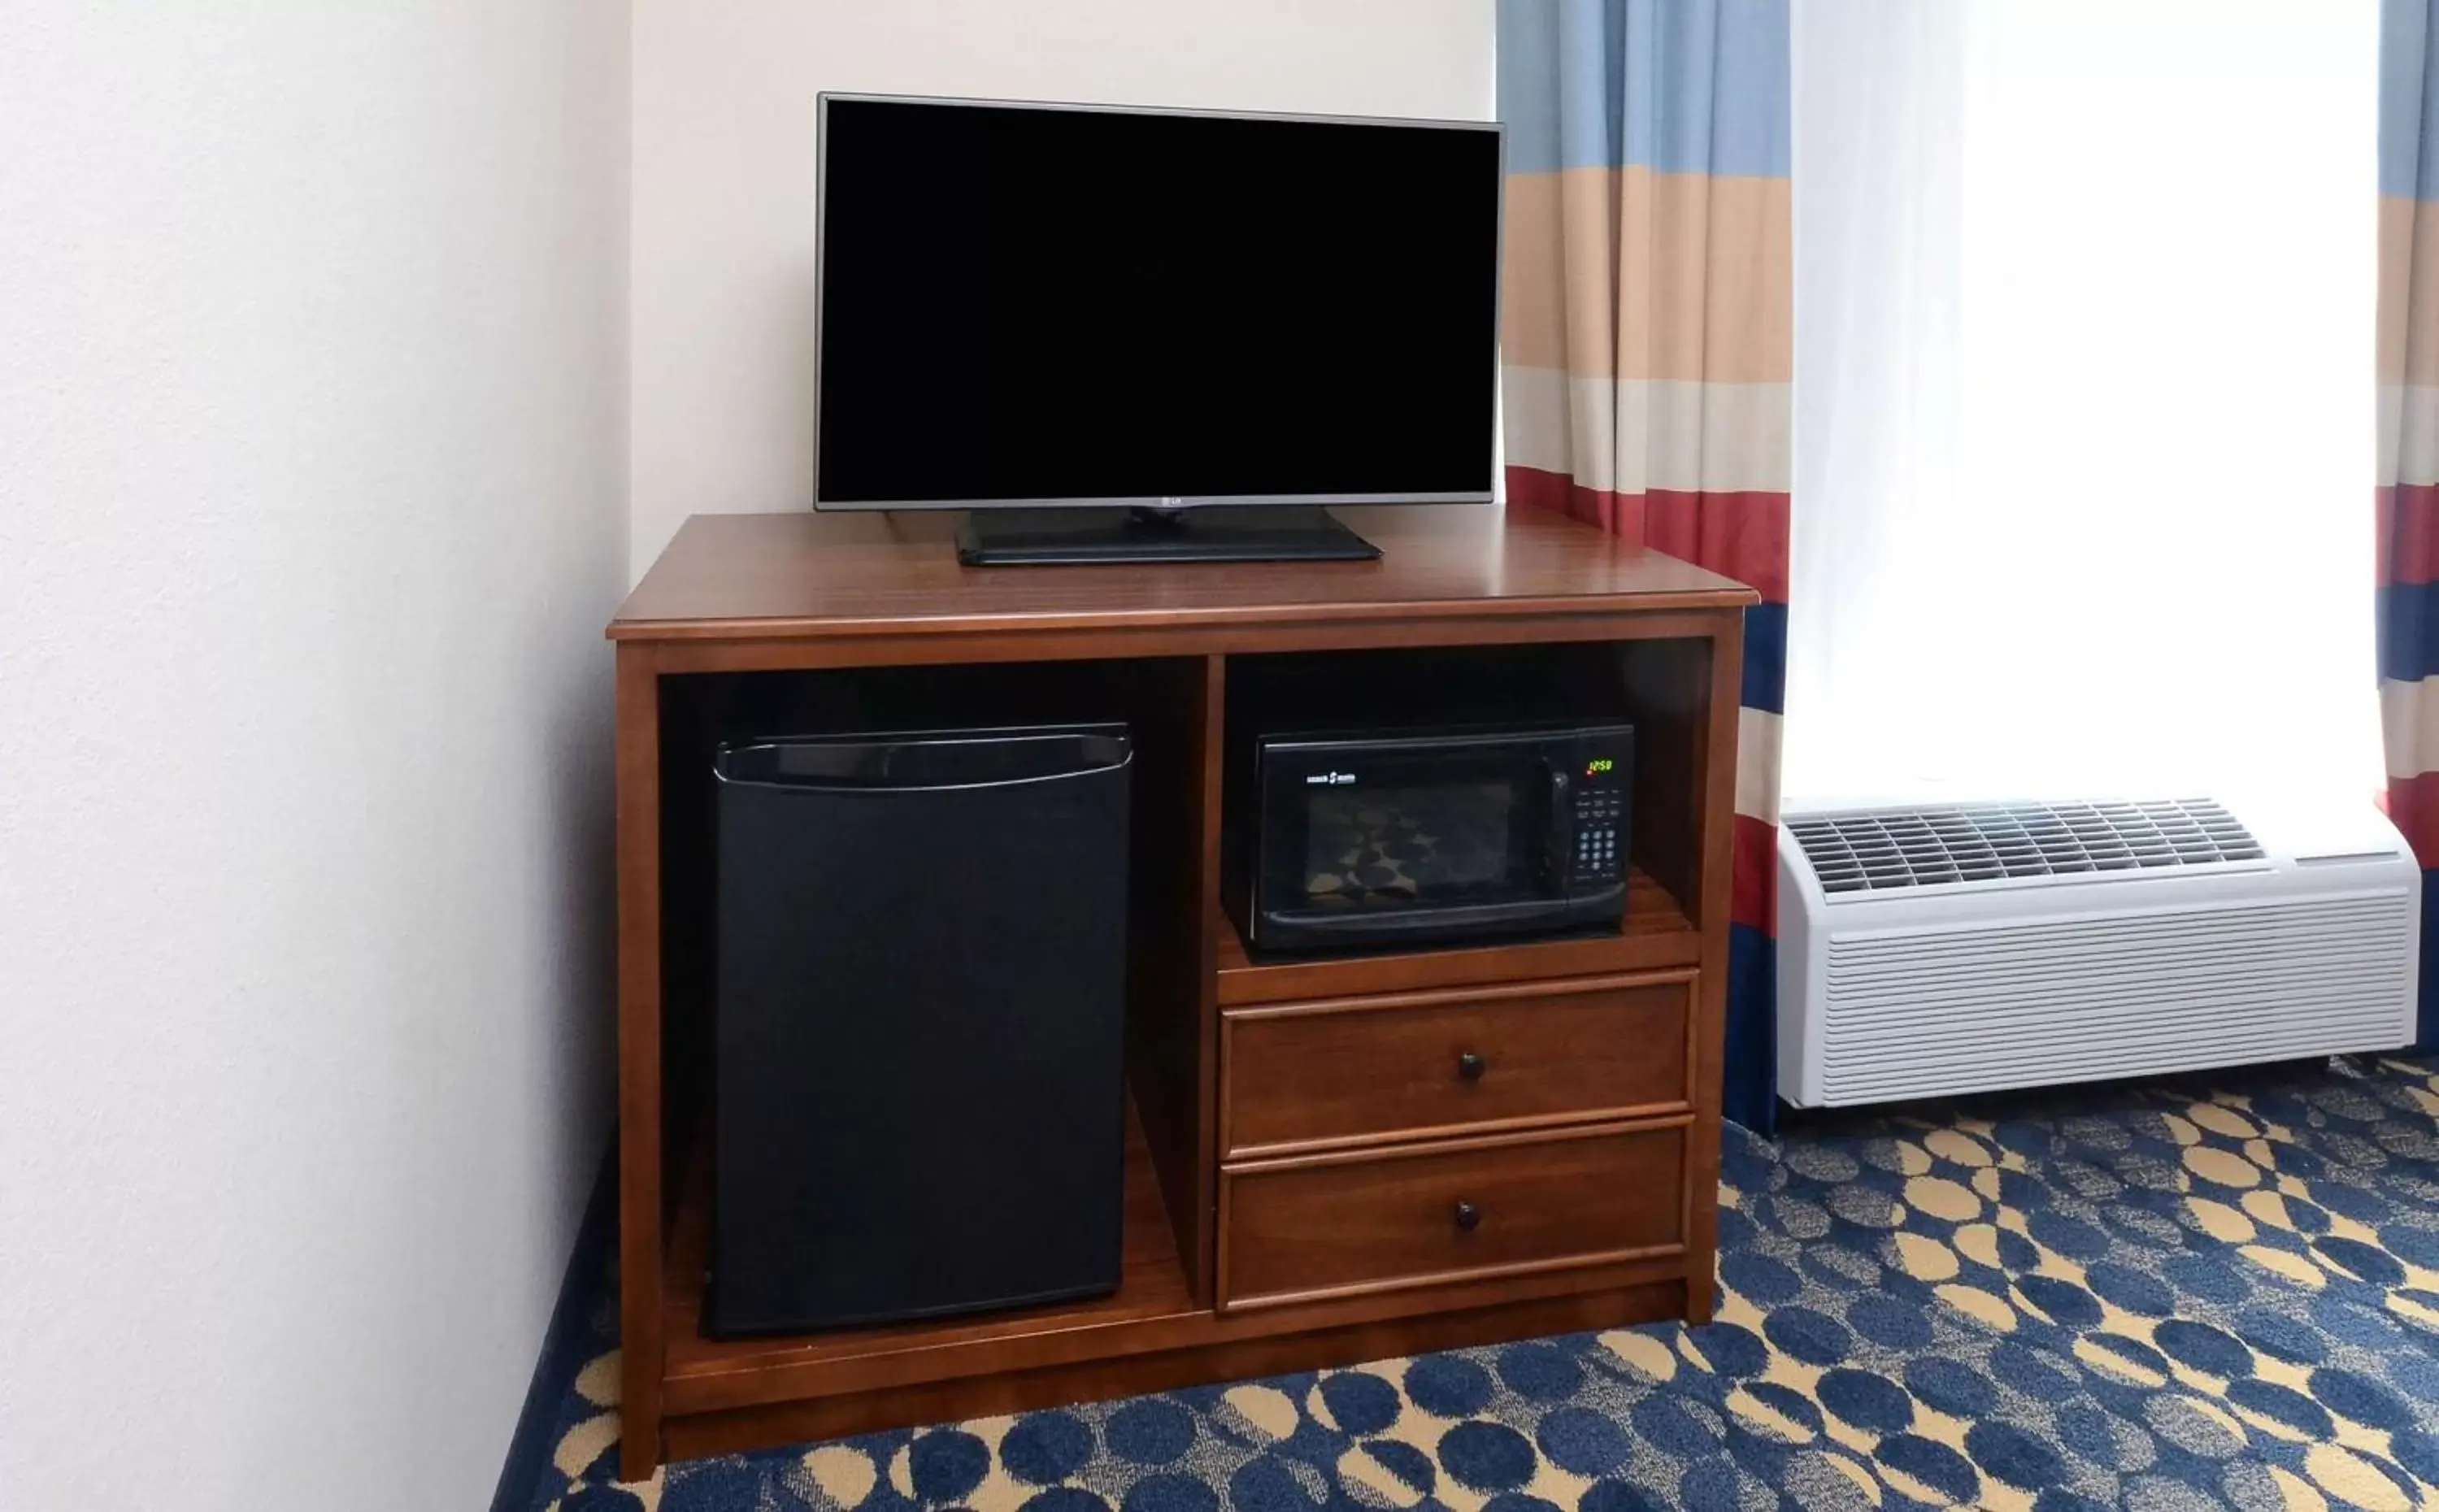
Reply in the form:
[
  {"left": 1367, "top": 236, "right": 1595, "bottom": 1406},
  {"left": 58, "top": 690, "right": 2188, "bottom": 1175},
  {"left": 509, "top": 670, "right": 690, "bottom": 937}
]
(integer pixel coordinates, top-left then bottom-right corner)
[{"left": 1572, "top": 788, "right": 1623, "bottom": 881}]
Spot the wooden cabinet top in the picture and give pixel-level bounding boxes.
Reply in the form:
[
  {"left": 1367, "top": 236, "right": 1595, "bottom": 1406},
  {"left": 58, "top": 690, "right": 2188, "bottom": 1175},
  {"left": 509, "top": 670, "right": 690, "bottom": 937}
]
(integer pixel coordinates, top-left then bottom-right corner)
[{"left": 608, "top": 506, "right": 1756, "bottom": 644}]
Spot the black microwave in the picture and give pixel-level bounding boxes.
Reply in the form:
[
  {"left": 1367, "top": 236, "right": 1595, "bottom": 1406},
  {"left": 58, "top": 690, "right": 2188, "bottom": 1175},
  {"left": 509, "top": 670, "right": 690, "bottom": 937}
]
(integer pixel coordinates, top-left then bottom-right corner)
[{"left": 1225, "top": 722, "right": 1634, "bottom": 955}]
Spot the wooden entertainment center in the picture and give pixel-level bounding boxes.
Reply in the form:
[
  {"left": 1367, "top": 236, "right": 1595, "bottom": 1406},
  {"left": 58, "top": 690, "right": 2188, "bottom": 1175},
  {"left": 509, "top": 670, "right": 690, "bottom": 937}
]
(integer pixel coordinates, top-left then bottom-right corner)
[{"left": 606, "top": 503, "right": 1756, "bottom": 1478}]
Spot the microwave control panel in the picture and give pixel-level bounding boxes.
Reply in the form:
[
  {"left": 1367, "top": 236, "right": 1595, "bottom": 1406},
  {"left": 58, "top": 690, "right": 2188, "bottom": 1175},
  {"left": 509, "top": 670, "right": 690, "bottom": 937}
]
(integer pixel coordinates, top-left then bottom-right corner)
[{"left": 1571, "top": 772, "right": 1624, "bottom": 884}]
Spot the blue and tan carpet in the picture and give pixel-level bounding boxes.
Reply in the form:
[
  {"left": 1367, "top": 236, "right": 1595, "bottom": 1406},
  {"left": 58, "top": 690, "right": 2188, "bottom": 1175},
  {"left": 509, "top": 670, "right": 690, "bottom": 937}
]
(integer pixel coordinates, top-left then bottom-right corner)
[{"left": 520, "top": 1055, "right": 2439, "bottom": 1511}]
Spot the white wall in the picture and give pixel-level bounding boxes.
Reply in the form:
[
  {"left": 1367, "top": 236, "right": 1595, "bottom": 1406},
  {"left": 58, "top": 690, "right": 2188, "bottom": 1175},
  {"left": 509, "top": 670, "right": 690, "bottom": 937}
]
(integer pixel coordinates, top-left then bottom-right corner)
[
  {"left": 0, "top": 7, "right": 627, "bottom": 1510},
  {"left": 630, "top": 0, "right": 1497, "bottom": 576}
]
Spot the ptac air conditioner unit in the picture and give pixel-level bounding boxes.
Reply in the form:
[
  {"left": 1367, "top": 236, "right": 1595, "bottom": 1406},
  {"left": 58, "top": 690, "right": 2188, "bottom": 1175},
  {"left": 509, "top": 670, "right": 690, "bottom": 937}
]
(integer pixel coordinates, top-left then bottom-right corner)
[{"left": 1777, "top": 798, "right": 2420, "bottom": 1108}]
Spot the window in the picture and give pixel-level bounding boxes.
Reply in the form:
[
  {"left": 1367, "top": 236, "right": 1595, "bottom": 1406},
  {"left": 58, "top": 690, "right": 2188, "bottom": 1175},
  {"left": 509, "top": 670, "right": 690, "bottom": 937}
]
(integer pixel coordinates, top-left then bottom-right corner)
[{"left": 1785, "top": 0, "right": 2380, "bottom": 811}]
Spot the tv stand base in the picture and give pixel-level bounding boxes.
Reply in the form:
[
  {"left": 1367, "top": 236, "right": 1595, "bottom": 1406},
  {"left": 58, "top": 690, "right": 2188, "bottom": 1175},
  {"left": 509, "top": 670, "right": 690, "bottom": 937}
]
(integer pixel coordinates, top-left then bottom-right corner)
[{"left": 954, "top": 506, "right": 1381, "bottom": 566}]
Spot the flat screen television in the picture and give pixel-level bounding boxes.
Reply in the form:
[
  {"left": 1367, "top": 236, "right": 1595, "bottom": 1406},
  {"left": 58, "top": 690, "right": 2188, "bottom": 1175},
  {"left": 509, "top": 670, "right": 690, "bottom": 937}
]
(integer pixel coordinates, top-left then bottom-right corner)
[{"left": 814, "top": 94, "right": 1505, "bottom": 564}]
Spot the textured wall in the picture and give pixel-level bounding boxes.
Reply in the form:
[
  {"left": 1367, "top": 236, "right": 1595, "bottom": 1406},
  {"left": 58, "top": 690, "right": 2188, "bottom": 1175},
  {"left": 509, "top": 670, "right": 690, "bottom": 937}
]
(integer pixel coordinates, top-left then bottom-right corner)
[
  {"left": 0, "top": 5, "right": 628, "bottom": 1508},
  {"left": 628, "top": 0, "right": 1498, "bottom": 577}
]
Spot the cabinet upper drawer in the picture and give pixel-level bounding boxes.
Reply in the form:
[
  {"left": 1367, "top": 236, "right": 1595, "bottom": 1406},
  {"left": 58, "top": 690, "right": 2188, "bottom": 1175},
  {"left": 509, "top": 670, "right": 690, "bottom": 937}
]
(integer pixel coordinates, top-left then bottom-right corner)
[
  {"left": 1221, "top": 973, "right": 1693, "bottom": 1159},
  {"left": 1220, "top": 1122, "right": 1687, "bottom": 1311}
]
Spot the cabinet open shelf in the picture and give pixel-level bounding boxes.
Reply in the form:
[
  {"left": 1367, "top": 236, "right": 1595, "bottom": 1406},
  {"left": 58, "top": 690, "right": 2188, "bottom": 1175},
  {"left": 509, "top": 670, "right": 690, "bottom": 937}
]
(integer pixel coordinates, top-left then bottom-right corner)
[
  {"left": 1215, "top": 865, "right": 1697, "bottom": 1006},
  {"left": 659, "top": 862, "right": 1696, "bottom": 1406},
  {"left": 660, "top": 1100, "right": 1198, "bottom": 1419},
  {"left": 650, "top": 1092, "right": 1688, "bottom": 1460}
]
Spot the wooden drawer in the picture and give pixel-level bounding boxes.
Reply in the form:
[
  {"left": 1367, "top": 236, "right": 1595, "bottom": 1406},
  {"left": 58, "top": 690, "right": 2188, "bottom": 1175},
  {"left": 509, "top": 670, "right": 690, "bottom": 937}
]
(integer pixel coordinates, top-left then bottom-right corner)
[
  {"left": 1221, "top": 973, "right": 1692, "bottom": 1158},
  {"left": 1218, "top": 1123, "right": 1687, "bottom": 1311}
]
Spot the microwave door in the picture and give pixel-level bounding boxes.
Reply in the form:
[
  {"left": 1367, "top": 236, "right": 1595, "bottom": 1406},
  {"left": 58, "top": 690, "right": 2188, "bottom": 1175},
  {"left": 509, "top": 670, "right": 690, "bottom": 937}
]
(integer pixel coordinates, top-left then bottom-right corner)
[{"left": 1257, "top": 736, "right": 1569, "bottom": 945}]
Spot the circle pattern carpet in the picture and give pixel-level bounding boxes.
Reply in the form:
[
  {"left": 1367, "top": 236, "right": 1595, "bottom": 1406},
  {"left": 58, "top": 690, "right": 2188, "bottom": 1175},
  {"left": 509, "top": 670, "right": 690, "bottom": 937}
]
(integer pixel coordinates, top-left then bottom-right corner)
[{"left": 526, "top": 1054, "right": 2439, "bottom": 1511}]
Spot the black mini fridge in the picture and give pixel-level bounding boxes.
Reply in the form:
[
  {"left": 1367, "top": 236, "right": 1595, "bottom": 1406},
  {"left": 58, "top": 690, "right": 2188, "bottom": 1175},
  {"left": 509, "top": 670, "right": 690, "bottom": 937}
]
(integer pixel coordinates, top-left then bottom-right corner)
[{"left": 706, "top": 723, "right": 1133, "bottom": 1336}]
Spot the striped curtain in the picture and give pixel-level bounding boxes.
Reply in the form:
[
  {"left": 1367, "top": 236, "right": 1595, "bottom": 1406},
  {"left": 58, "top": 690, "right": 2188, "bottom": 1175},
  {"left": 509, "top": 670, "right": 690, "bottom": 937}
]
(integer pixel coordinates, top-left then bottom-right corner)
[
  {"left": 2383, "top": 0, "right": 2439, "bottom": 1045},
  {"left": 1497, "top": 0, "right": 1791, "bottom": 1131}
]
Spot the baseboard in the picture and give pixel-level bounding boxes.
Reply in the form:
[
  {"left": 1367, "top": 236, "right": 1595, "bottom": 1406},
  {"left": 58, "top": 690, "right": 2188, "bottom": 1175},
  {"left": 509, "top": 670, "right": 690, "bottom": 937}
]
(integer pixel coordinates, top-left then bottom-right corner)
[{"left": 490, "top": 1136, "right": 619, "bottom": 1512}]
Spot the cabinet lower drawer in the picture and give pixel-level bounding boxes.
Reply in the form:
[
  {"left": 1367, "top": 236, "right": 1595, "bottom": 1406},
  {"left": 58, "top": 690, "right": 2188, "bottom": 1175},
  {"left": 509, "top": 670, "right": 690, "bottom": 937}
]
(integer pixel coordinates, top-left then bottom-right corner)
[
  {"left": 1218, "top": 1123, "right": 1687, "bottom": 1311},
  {"left": 1221, "top": 974, "right": 1691, "bottom": 1158}
]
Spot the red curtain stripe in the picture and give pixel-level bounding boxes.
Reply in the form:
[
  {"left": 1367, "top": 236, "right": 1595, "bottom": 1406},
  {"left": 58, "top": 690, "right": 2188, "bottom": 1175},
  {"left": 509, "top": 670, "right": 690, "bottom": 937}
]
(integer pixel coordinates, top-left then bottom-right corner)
[{"left": 1506, "top": 467, "right": 1792, "bottom": 604}]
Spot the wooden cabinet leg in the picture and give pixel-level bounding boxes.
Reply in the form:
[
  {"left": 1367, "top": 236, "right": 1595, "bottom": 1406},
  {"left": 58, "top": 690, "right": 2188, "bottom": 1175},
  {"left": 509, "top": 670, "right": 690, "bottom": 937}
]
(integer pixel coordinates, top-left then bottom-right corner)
[
  {"left": 615, "top": 645, "right": 666, "bottom": 1482},
  {"left": 1685, "top": 615, "right": 1741, "bottom": 1334},
  {"left": 1685, "top": 1268, "right": 1718, "bottom": 1326}
]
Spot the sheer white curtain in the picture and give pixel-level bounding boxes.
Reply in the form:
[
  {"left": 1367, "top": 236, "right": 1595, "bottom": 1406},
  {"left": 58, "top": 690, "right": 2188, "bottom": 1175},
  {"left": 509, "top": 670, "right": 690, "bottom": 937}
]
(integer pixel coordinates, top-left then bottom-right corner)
[{"left": 1786, "top": 0, "right": 2382, "bottom": 814}]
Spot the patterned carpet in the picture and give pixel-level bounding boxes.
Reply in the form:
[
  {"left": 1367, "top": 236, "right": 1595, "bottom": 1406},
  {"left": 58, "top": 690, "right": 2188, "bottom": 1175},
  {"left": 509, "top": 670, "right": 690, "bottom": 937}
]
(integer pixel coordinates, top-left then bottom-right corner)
[{"left": 521, "top": 1055, "right": 2439, "bottom": 1512}]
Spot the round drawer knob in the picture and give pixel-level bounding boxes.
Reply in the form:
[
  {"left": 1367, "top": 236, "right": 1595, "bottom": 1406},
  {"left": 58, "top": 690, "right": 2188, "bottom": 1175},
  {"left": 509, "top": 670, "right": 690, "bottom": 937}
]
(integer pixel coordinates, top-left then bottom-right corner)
[
  {"left": 1457, "top": 1051, "right": 1487, "bottom": 1082},
  {"left": 1454, "top": 1199, "right": 1482, "bottom": 1232}
]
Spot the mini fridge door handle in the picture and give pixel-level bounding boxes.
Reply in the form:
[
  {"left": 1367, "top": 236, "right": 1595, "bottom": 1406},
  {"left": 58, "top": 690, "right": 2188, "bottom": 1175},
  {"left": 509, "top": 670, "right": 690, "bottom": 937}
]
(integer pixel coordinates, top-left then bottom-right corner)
[{"left": 716, "top": 727, "right": 1130, "bottom": 793}]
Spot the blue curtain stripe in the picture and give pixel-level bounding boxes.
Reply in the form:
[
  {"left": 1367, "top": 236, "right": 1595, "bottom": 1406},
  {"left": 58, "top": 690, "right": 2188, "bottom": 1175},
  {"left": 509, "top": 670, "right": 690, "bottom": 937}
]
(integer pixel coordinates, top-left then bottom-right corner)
[
  {"left": 1722, "top": 923, "right": 1776, "bottom": 1132},
  {"left": 2379, "top": 580, "right": 2439, "bottom": 684},
  {"left": 1738, "top": 602, "right": 1787, "bottom": 716},
  {"left": 2382, "top": 0, "right": 2439, "bottom": 201},
  {"left": 1497, "top": 0, "right": 1792, "bottom": 178}
]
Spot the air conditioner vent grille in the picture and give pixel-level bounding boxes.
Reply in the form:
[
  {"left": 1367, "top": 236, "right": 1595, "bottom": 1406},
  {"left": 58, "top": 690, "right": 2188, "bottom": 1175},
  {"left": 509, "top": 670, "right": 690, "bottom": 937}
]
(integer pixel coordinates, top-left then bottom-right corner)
[{"left": 1788, "top": 799, "right": 2264, "bottom": 895}]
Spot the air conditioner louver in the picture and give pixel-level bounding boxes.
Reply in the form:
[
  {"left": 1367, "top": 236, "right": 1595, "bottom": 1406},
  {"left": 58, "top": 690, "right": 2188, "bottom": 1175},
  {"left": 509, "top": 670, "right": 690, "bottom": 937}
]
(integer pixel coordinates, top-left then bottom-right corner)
[
  {"left": 1776, "top": 797, "right": 2417, "bottom": 1109},
  {"left": 1786, "top": 798, "right": 2263, "bottom": 895}
]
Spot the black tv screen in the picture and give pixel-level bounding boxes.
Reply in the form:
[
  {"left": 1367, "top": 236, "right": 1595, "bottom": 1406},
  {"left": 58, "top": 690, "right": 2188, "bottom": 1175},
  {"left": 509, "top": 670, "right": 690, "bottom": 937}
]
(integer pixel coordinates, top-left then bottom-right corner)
[{"left": 815, "top": 96, "right": 1503, "bottom": 510}]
